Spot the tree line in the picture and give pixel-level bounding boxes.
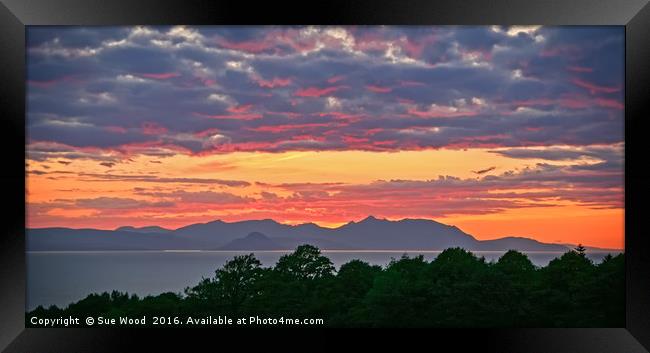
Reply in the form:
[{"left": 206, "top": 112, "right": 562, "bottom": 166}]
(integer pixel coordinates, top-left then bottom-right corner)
[{"left": 27, "top": 245, "right": 624, "bottom": 327}]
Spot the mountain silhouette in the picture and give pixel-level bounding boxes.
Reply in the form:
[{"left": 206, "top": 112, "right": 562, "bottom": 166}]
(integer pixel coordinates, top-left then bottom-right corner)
[
  {"left": 333, "top": 216, "right": 478, "bottom": 249},
  {"left": 219, "top": 232, "right": 285, "bottom": 250},
  {"left": 476, "top": 236, "right": 568, "bottom": 252},
  {"left": 26, "top": 217, "right": 618, "bottom": 253}
]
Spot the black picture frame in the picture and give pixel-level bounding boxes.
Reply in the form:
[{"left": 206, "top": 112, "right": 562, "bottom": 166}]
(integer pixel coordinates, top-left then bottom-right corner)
[{"left": 1, "top": 0, "right": 649, "bottom": 351}]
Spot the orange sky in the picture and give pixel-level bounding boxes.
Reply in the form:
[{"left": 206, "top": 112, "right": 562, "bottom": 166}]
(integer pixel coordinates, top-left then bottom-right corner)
[{"left": 26, "top": 147, "right": 624, "bottom": 249}]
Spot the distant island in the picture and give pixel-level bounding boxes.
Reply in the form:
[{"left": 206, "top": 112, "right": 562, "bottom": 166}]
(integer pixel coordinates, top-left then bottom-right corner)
[{"left": 27, "top": 216, "right": 619, "bottom": 253}]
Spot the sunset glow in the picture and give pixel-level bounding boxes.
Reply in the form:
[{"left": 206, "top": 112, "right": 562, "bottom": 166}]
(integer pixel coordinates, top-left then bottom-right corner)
[{"left": 26, "top": 26, "right": 624, "bottom": 249}]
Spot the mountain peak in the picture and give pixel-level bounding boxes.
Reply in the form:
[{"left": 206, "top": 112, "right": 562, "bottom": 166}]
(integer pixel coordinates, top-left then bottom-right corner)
[
  {"left": 360, "top": 215, "right": 381, "bottom": 223},
  {"left": 342, "top": 216, "right": 395, "bottom": 227}
]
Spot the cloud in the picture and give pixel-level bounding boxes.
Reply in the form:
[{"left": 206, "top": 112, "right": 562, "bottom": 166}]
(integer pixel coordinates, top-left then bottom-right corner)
[
  {"left": 217, "top": 168, "right": 621, "bottom": 222},
  {"left": 28, "top": 144, "right": 623, "bottom": 226},
  {"left": 137, "top": 190, "right": 253, "bottom": 204},
  {"left": 73, "top": 197, "right": 174, "bottom": 209},
  {"left": 138, "top": 72, "right": 180, "bottom": 80},
  {"left": 571, "top": 78, "right": 620, "bottom": 94},
  {"left": 489, "top": 144, "right": 623, "bottom": 162},
  {"left": 472, "top": 166, "right": 496, "bottom": 174},
  {"left": 294, "top": 86, "right": 346, "bottom": 97},
  {"left": 26, "top": 26, "right": 623, "bottom": 155},
  {"left": 365, "top": 85, "right": 392, "bottom": 93},
  {"left": 75, "top": 172, "right": 251, "bottom": 187},
  {"left": 253, "top": 76, "right": 292, "bottom": 88}
]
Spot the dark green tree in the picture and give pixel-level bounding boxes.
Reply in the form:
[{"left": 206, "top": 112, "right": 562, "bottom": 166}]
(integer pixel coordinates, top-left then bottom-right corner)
[
  {"left": 426, "top": 248, "right": 490, "bottom": 326},
  {"left": 364, "top": 255, "right": 433, "bottom": 327},
  {"left": 274, "top": 244, "right": 334, "bottom": 280},
  {"left": 184, "top": 253, "right": 263, "bottom": 315},
  {"left": 533, "top": 251, "right": 596, "bottom": 326},
  {"left": 326, "top": 259, "right": 382, "bottom": 326},
  {"left": 489, "top": 250, "right": 537, "bottom": 326},
  {"left": 245, "top": 245, "right": 334, "bottom": 319},
  {"left": 590, "top": 253, "right": 625, "bottom": 326}
]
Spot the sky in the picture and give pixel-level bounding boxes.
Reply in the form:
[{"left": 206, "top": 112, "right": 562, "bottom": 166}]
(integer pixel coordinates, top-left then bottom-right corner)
[{"left": 25, "top": 26, "right": 624, "bottom": 249}]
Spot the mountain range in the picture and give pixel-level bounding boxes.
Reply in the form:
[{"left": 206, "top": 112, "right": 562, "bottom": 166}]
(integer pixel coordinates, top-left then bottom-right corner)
[{"left": 26, "top": 216, "right": 618, "bottom": 253}]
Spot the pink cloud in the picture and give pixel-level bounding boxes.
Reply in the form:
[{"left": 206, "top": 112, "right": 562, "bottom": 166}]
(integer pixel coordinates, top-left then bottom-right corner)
[
  {"left": 291, "top": 134, "right": 327, "bottom": 142},
  {"left": 511, "top": 94, "right": 622, "bottom": 111},
  {"left": 201, "top": 78, "right": 216, "bottom": 86},
  {"left": 559, "top": 97, "right": 591, "bottom": 109},
  {"left": 407, "top": 106, "right": 478, "bottom": 118},
  {"left": 571, "top": 78, "right": 621, "bottom": 94},
  {"left": 353, "top": 33, "right": 390, "bottom": 53},
  {"left": 294, "top": 86, "right": 346, "bottom": 97},
  {"left": 366, "top": 85, "right": 392, "bottom": 93},
  {"left": 254, "top": 76, "right": 292, "bottom": 88},
  {"left": 215, "top": 37, "right": 272, "bottom": 53},
  {"left": 342, "top": 135, "right": 370, "bottom": 144},
  {"left": 400, "top": 35, "right": 436, "bottom": 59},
  {"left": 193, "top": 112, "right": 262, "bottom": 120},
  {"left": 248, "top": 123, "right": 333, "bottom": 133},
  {"left": 227, "top": 104, "right": 253, "bottom": 113},
  {"left": 194, "top": 128, "right": 222, "bottom": 138},
  {"left": 141, "top": 122, "right": 168, "bottom": 135},
  {"left": 595, "top": 98, "right": 624, "bottom": 110},
  {"left": 27, "top": 75, "right": 78, "bottom": 88},
  {"left": 327, "top": 75, "right": 345, "bottom": 84},
  {"left": 567, "top": 66, "right": 593, "bottom": 73},
  {"left": 317, "top": 112, "right": 364, "bottom": 122}
]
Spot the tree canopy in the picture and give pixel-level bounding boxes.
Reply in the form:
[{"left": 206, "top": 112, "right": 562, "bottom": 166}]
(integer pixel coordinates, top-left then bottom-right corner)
[{"left": 27, "top": 246, "right": 624, "bottom": 328}]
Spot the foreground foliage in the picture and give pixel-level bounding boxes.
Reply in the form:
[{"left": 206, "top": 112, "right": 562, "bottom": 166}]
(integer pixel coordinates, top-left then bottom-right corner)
[{"left": 27, "top": 245, "right": 624, "bottom": 327}]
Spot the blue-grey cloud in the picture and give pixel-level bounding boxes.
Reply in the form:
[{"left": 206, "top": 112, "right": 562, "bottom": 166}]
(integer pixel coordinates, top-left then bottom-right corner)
[{"left": 26, "top": 26, "right": 624, "bottom": 158}]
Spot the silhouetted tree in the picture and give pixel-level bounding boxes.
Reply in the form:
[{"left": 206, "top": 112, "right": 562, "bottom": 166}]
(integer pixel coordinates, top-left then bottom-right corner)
[
  {"left": 245, "top": 245, "right": 334, "bottom": 319},
  {"left": 321, "top": 259, "right": 381, "bottom": 326},
  {"left": 184, "top": 253, "right": 262, "bottom": 315},
  {"left": 274, "top": 244, "right": 334, "bottom": 280},
  {"left": 489, "top": 250, "right": 537, "bottom": 326},
  {"left": 364, "top": 254, "right": 432, "bottom": 327},
  {"left": 590, "top": 253, "right": 625, "bottom": 326},
  {"left": 533, "top": 251, "right": 595, "bottom": 326}
]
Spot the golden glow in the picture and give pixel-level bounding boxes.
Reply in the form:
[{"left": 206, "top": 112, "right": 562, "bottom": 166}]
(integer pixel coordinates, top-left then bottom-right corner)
[{"left": 26, "top": 147, "right": 624, "bottom": 249}]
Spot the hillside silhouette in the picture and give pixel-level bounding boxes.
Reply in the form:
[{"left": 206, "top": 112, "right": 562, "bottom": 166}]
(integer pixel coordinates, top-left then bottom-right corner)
[{"left": 26, "top": 244, "right": 624, "bottom": 327}]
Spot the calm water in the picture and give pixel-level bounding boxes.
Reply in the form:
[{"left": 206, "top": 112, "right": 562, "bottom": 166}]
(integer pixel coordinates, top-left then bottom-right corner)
[{"left": 26, "top": 250, "right": 619, "bottom": 310}]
